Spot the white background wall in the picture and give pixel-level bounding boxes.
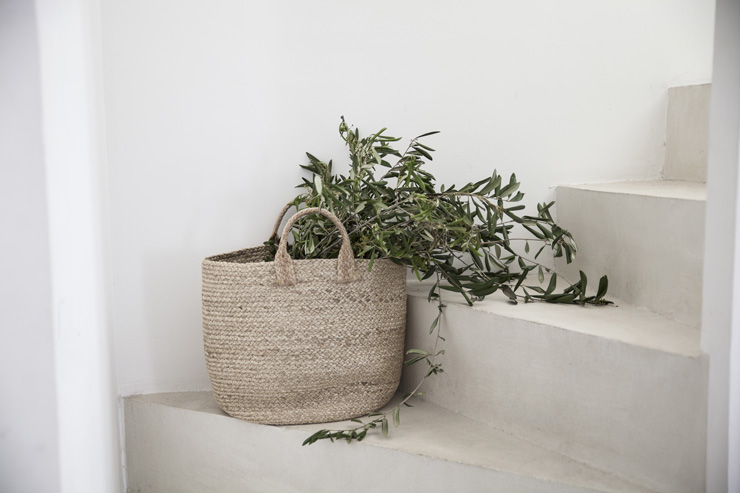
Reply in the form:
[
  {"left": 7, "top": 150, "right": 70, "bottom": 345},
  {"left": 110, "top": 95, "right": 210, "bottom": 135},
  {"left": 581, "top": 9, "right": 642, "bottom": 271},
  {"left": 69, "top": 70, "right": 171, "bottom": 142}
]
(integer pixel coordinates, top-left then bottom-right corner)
[
  {"left": 703, "top": 0, "right": 740, "bottom": 490},
  {"left": 35, "top": 0, "right": 122, "bottom": 490},
  {"left": 100, "top": 0, "right": 716, "bottom": 396},
  {"left": 0, "top": 1, "right": 59, "bottom": 490},
  {"left": 2, "top": 0, "right": 123, "bottom": 491}
]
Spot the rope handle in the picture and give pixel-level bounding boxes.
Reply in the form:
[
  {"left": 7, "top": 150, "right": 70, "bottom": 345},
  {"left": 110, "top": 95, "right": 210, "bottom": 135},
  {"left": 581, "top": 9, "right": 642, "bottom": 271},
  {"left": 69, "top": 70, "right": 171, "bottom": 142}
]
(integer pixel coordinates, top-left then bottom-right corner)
[
  {"left": 268, "top": 203, "right": 294, "bottom": 243},
  {"left": 274, "top": 207, "right": 356, "bottom": 286}
]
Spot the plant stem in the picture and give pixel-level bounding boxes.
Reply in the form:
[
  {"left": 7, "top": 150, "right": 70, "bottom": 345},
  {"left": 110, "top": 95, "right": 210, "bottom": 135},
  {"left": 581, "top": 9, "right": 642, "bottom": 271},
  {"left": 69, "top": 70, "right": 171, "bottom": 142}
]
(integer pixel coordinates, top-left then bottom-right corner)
[{"left": 303, "top": 275, "right": 446, "bottom": 444}]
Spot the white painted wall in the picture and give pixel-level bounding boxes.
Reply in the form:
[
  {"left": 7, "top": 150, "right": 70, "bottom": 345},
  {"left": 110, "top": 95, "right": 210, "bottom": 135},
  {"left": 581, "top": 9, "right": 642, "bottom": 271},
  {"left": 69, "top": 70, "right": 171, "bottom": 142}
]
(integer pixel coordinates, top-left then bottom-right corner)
[
  {"left": 35, "top": 0, "right": 122, "bottom": 491},
  {"left": 702, "top": 0, "right": 740, "bottom": 490},
  {"left": 0, "top": 1, "right": 60, "bottom": 491},
  {"left": 100, "top": 0, "right": 715, "bottom": 396}
]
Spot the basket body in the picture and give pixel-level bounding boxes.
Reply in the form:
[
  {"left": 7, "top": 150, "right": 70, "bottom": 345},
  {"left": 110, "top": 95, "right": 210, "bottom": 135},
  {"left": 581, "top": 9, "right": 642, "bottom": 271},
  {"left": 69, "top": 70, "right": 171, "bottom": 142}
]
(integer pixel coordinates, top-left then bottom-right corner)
[{"left": 201, "top": 246, "right": 407, "bottom": 425}]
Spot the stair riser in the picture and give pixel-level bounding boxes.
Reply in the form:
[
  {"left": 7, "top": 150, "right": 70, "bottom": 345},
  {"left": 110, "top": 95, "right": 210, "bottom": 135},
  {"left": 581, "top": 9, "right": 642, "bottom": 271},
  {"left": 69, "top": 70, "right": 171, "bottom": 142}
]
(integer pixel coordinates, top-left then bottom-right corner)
[
  {"left": 555, "top": 187, "right": 705, "bottom": 328},
  {"left": 665, "top": 84, "right": 711, "bottom": 182},
  {"left": 125, "top": 397, "right": 602, "bottom": 493},
  {"left": 402, "top": 296, "right": 708, "bottom": 493}
]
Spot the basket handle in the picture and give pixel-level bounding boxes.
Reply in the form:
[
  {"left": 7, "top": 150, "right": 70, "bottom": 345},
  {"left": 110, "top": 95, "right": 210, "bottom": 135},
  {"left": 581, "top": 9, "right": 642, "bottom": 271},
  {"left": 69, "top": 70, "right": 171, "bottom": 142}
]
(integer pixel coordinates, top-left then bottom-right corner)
[
  {"left": 268, "top": 203, "right": 294, "bottom": 243},
  {"left": 274, "top": 207, "right": 355, "bottom": 286}
]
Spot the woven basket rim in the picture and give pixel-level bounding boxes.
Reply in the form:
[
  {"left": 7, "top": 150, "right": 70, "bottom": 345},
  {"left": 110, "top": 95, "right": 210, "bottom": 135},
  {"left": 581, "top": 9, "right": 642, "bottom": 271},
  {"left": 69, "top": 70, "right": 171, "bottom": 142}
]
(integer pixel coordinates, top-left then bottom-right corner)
[
  {"left": 203, "top": 247, "right": 403, "bottom": 266},
  {"left": 203, "top": 246, "right": 269, "bottom": 263}
]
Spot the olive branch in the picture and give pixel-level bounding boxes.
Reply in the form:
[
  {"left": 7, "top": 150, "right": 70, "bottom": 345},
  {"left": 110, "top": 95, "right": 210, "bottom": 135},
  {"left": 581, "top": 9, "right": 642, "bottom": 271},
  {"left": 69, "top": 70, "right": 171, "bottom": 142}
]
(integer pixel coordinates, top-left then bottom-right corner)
[{"left": 264, "top": 118, "right": 611, "bottom": 445}]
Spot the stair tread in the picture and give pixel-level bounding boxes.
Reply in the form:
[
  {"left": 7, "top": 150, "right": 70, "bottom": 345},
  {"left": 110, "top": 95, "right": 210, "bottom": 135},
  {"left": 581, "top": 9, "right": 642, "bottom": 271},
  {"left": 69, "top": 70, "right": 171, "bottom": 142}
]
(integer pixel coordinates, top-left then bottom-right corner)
[
  {"left": 559, "top": 180, "right": 705, "bottom": 201},
  {"left": 130, "top": 391, "right": 654, "bottom": 493},
  {"left": 408, "top": 286, "right": 701, "bottom": 358},
  {"left": 555, "top": 180, "right": 705, "bottom": 328}
]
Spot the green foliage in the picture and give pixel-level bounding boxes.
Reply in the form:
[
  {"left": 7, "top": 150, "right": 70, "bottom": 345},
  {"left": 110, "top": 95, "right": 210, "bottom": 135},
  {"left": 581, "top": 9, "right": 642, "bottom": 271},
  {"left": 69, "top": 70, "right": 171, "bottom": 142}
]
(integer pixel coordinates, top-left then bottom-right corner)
[
  {"left": 274, "top": 118, "right": 611, "bottom": 446},
  {"left": 269, "top": 117, "right": 608, "bottom": 307}
]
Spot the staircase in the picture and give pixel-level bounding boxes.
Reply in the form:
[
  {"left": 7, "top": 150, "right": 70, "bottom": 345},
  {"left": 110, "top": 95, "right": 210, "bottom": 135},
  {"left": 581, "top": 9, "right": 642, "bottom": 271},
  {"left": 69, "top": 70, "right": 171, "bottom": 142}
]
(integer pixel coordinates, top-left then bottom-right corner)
[{"left": 123, "top": 85, "right": 710, "bottom": 493}]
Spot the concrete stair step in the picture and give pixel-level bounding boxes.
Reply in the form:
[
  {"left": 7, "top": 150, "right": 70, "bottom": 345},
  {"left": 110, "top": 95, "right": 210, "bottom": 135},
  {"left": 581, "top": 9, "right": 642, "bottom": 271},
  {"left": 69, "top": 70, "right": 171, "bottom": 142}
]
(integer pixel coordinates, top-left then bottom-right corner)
[
  {"left": 554, "top": 180, "right": 706, "bottom": 327},
  {"left": 402, "top": 288, "right": 706, "bottom": 493},
  {"left": 124, "top": 391, "right": 653, "bottom": 493},
  {"left": 664, "top": 83, "right": 710, "bottom": 183}
]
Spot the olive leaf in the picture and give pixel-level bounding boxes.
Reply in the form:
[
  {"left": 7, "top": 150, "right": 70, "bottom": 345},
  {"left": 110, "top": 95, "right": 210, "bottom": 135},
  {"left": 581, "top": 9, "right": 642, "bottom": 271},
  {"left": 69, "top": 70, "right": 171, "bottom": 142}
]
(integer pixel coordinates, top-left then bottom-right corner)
[{"left": 276, "top": 118, "right": 611, "bottom": 446}]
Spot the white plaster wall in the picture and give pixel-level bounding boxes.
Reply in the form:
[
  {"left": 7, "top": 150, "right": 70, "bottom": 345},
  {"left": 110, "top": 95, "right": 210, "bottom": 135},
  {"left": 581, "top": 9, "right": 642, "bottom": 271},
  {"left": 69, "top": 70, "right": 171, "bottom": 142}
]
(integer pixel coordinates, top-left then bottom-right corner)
[
  {"left": 100, "top": 0, "right": 716, "bottom": 395},
  {"left": 0, "top": 1, "right": 60, "bottom": 491},
  {"left": 35, "top": 0, "right": 122, "bottom": 490},
  {"left": 702, "top": 0, "right": 740, "bottom": 490}
]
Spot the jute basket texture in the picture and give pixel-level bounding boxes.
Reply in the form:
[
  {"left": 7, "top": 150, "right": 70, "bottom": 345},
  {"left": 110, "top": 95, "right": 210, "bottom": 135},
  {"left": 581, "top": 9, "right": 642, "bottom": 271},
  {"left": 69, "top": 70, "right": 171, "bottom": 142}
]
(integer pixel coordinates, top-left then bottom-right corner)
[{"left": 202, "top": 206, "right": 407, "bottom": 425}]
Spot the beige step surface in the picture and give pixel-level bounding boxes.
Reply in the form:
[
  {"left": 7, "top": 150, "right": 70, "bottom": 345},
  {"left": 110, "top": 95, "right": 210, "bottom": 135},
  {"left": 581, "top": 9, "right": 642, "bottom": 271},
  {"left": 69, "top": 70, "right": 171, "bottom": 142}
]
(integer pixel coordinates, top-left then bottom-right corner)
[
  {"left": 403, "top": 288, "right": 706, "bottom": 493},
  {"left": 665, "top": 83, "right": 711, "bottom": 183},
  {"left": 555, "top": 180, "right": 706, "bottom": 328},
  {"left": 125, "top": 391, "right": 653, "bottom": 493}
]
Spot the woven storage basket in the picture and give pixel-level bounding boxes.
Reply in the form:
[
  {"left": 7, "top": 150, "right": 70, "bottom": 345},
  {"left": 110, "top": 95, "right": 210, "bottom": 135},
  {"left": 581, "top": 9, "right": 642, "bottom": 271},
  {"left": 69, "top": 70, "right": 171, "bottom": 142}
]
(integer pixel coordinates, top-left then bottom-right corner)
[{"left": 202, "top": 206, "right": 407, "bottom": 425}]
